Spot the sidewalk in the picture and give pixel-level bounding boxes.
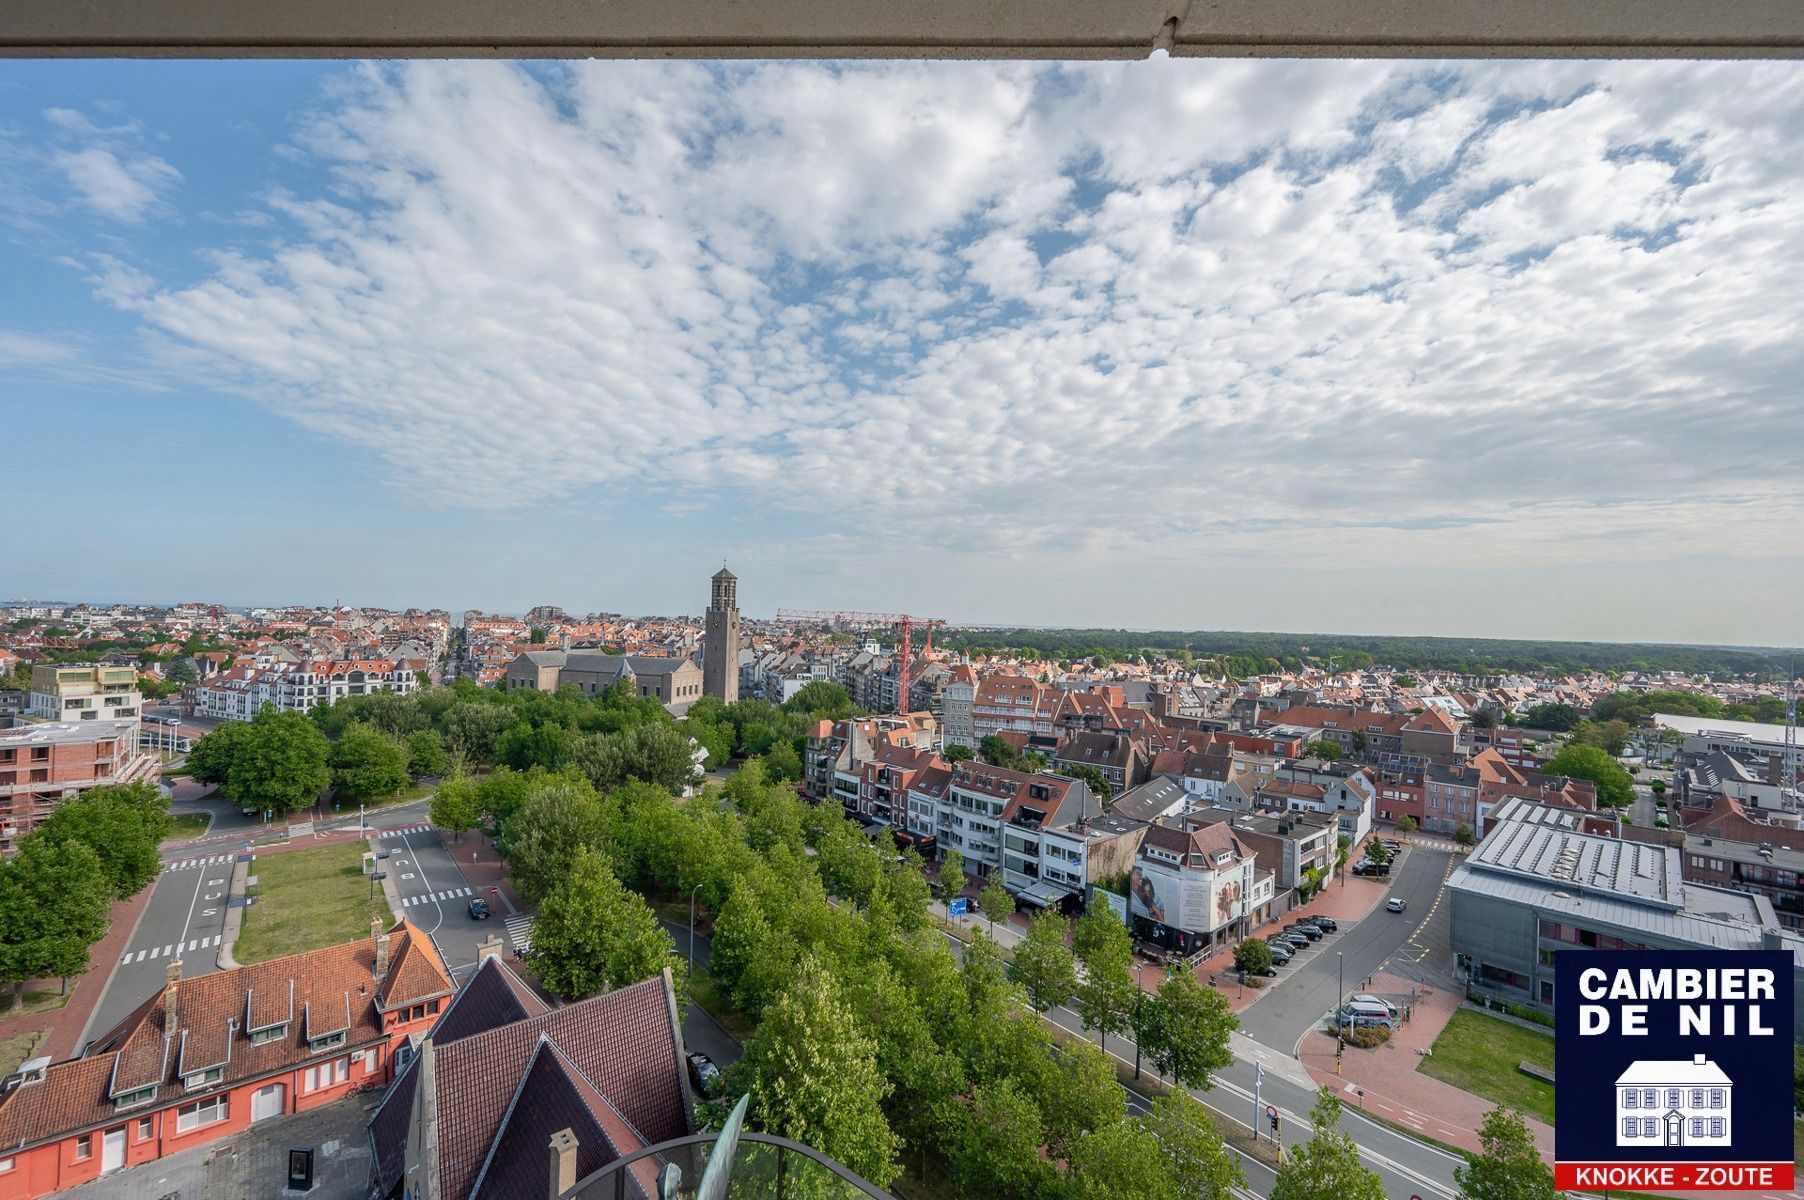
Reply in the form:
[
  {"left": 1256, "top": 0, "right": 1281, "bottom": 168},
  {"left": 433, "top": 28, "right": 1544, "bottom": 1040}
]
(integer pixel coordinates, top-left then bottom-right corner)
[
  {"left": 0, "top": 882, "right": 158, "bottom": 1061},
  {"left": 1296, "top": 968, "right": 1555, "bottom": 1160},
  {"left": 459, "top": 829, "right": 525, "bottom": 916}
]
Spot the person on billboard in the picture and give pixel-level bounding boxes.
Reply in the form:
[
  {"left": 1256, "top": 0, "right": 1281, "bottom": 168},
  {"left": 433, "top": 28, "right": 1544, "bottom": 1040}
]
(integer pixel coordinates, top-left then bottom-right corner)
[
  {"left": 1216, "top": 879, "right": 1241, "bottom": 925},
  {"left": 1130, "top": 865, "right": 1165, "bottom": 923}
]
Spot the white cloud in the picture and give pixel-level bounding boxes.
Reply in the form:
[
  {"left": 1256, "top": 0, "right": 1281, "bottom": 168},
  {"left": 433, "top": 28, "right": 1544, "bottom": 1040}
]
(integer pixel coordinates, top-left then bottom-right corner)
[
  {"left": 43, "top": 105, "right": 181, "bottom": 221},
  {"left": 86, "top": 59, "right": 1804, "bottom": 610}
]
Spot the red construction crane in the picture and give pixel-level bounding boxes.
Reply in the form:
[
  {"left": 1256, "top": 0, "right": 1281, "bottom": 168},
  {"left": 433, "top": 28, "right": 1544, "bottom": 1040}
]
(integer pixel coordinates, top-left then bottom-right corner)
[{"left": 775, "top": 608, "right": 946, "bottom": 712}]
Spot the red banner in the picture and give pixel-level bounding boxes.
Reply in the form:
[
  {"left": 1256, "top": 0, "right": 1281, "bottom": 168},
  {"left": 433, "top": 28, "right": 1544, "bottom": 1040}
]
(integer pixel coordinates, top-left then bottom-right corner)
[{"left": 1556, "top": 1162, "right": 1794, "bottom": 1191}]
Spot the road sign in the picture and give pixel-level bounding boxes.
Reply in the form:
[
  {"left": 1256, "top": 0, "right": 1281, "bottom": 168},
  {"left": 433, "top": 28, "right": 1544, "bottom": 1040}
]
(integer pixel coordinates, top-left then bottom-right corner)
[
  {"left": 949, "top": 897, "right": 968, "bottom": 917},
  {"left": 489, "top": 886, "right": 499, "bottom": 894},
  {"left": 1267, "top": 1105, "right": 1278, "bottom": 1126}
]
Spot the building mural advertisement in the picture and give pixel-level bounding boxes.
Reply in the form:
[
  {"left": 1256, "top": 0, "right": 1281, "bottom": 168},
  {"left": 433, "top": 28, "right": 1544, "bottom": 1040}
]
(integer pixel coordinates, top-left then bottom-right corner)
[
  {"left": 1089, "top": 885, "right": 1129, "bottom": 928},
  {"left": 1554, "top": 949, "right": 1792, "bottom": 1192},
  {"left": 1128, "top": 858, "right": 1209, "bottom": 932}
]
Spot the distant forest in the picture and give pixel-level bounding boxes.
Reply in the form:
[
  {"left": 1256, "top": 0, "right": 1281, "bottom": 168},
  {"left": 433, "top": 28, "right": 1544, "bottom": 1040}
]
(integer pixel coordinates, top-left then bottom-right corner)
[{"left": 939, "top": 628, "right": 1796, "bottom": 679}]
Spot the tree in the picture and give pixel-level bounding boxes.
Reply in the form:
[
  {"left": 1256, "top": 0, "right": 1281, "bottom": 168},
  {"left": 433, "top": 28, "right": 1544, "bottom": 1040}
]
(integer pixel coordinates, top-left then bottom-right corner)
[
  {"left": 527, "top": 846, "right": 672, "bottom": 998},
  {"left": 164, "top": 656, "right": 199, "bottom": 685},
  {"left": 978, "top": 734, "right": 1023, "bottom": 770},
  {"left": 1543, "top": 742, "right": 1635, "bottom": 808},
  {"left": 0, "top": 838, "right": 111, "bottom": 1000},
  {"left": 1469, "top": 706, "right": 1498, "bottom": 729},
  {"left": 34, "top": 790, "right": 164, "bottom": 899},
  {"left": 1009, "top": 908, "right": 1078, "bottom": 1011},
  {"left": 938, "top": 848, "right": 966, "bottom": 905},
  {"left": 442, "top": 701, "right": 515, "bottom": 763},
  {"left": 529, "top": 626, "right": 548, "bottom": 644},
  {"left": 1073, "top": 906, "right": 1136, "bottom": 1049},
  {"left": 328, "top": 724, "right": 411, "bottom": 801},
  {"left": 1455, "top": 1107, "right": 1558, "bottom": 1200},
  {"left": 943, "top": 743, "right": 975, "bottom": 763},
  {"left": 498, "top": 780, "right": 615, "bottom": 904},
  {"left": 1138, "top": 972, "right": 1237, "bottom": 1090},
  {"left": 1305, "top": 740, "right": 1343, "bottom": 761},
  {"left": 1270, "top": 1088, "right": 1386, "bottom": 1200},
  {"left": 1453, "top": 822, "right": 1476, "bottom": 846},
  {"left": 1396, "top": 814, "right": 1418, "bottom": 834},
  {"left": 1057, "top": 762, "right": 1114, "bottom": 802},
  {"left": 1143, "top": 1090, "right": 1243, "bottom": 1200},
  {"left": 429, "top": 775, "right": 482, "bottom": 842},
  {"left": 1392, "top": 675, "right": 1418, "bottom": 688},
  {"left": 949, "top": 1079, "right": 1054, "bottom": 1200},
  {"left": 1524, "top": 702, "right": 1580, "bottom": 731},
  {"left": 1234, "top": 938, "right": 1273, "bottom": 975},
  {"left": 783, "top": 680, "right": 856, "bottom": 719},
  {"left": 1348, "top": 729, "right": 1369, "bottom": 757},
  {"left": 226, "top": 707, "right": 330, "bottom": 815},
  {"left": 186, "top": 719, "right": 251, "bottom": 785},
  {"left": 1066, "top": 1119, "right": 1178, "bottom": 1200},
  {"left": 1365, "top": 839, "right": 1390, "bottom": 865},
  {"left": 979, "top": 875, "right": 1014, "bottom": 934},
  {"left": 495, "top": 721, "right": 572, "bottom": 772},
  {"left": 733, "top": 955, "right": 901, "bottom": 1190},
  {"left": 1034, "top": 1037, "right": 1127, "bottom": 1161},
  {"left": 405, "top": 729, "right": 448, "bottom": 777},
  {"left": 761, "top": 740, "right": 803, "bottom": 781}
]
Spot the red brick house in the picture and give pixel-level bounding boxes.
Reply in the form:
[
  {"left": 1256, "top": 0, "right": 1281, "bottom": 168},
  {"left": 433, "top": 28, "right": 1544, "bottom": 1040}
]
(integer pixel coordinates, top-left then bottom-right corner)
[{"left": 0, "top": 919, "right": 453, "bottom": 1198}]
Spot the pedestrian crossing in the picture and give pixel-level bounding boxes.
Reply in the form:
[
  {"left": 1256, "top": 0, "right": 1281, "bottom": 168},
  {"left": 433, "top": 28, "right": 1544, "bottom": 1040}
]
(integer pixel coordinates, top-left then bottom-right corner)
[
  {"left": 382, "top": 825, "right": 432, "bottom": 837},
  {"left": 504, "top": 914, "right": 533, "bottom": 953},
  {"left": 400, "top": 886, "right": 473, "bottom": 908},
  {"left": 121, "top": 935, "right": 221, "bottom": 965},
  {"left": 164, "top": 854, "right": 236, "bottom": 872}
]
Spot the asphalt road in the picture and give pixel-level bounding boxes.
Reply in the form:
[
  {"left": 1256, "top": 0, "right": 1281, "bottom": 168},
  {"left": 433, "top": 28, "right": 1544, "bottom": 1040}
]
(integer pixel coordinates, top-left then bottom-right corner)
[
  {"left": 1237, "top": 845, "right": 1456, "bottom": 1054},
  {"left": 84, "top": 849, "right": 237, "bottom": 1044},
  {"left": 372, "top": 822, "right": 493, "bottom": 977}
]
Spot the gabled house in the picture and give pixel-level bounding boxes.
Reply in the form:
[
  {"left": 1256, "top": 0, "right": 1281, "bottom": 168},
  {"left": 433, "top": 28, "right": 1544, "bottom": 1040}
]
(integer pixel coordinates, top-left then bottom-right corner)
[{"left": 0, "top": 920, "right": 452, "bottom": 1199}]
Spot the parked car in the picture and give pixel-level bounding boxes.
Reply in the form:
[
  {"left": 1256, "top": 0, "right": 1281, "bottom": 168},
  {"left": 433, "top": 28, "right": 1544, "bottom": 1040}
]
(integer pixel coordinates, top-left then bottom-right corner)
[
  {"left": 687, "top": 1052, "right": 722, "bottom": 1096},
  {"left": 1382, "top": 839, "right": 1403, "bottom": 853},
  {"left": 1386, "top": 897, "right": 1407, "bottom": 913},
  {"left": 1351, "top": 994, "right": 1395, "bottom": 1014},
  {"left": 1284, "top": 922, "right": 1322, "bottom": 940},
  {"left": 1265, "top": 943, "right": 1293, "bottom": 964},
  {"left": 468, "top": 897, "right": 491, "bottom": 919},
  {"left": 1338, "top": 1000, "right": 1396, "bottom": 1026},
  {"left": 1273, "top": 934, "right": 1311, "bottom": 951},
  {"left": 1245, "top": 962, "right": 1279, "bottom": 978},
  {"left": 1353, "top": 861, "right": 1391, "bottom": 877},
  {"left": 1303, "top": 916, "right": 1338, "bottom": 932}
]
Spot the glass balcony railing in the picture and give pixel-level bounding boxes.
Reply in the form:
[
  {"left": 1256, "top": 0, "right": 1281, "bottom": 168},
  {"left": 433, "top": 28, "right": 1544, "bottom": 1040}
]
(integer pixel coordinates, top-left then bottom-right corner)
[{"left": 570, "top": 1131, "right": 896, "bottom": 1200}]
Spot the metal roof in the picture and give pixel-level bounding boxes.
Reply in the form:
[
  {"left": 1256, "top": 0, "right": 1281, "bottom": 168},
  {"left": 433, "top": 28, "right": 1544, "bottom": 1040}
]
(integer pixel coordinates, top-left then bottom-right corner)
[{"left": 1468, "top": 814, "right": 1681, "bottom": 908}]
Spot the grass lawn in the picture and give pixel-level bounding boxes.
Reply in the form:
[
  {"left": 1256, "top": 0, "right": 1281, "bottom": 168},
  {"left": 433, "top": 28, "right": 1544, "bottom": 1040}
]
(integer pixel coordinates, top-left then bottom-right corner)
[
  {"left": 685, "top": 968, "right": 756, "bottom": 1045},
  {"left": 0, "top": 1030, "right": 45, "bottom": 1078},
  {"left": 165, "top": 811, "right": 213, "bottom": 841},
  {"left": 234, "top": 843, "right": 393, "bottom": 965},
  {"left": 8, "top": 985, "right": 73, "bottom": 1016},
  {"left": 1418, "top": 1007, "right": 1556, "bottom": 1125}
]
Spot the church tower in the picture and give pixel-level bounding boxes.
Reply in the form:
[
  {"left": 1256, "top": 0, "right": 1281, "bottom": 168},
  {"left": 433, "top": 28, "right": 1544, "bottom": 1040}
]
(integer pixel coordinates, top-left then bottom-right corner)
[{"left": 703, "top": 566, "right": 740, "bottom": 703}]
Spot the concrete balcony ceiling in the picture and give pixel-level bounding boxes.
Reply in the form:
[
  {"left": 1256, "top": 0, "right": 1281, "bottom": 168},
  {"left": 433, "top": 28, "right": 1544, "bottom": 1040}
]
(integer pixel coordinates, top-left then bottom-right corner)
[{"left": 3, "top": 0, "right": 1802, "bottom": 60}]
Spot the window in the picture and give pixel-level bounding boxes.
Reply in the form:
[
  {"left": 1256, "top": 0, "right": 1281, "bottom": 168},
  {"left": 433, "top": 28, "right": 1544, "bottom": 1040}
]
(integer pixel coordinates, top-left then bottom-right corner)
[
  {"left": 0, "top": 1155, "right": 12, "bottom": 1173},
  {"left": 1690, "top": 1088, "right": 1704, "bottom": 1108},
  {"left": 308, "top": 1031, "right": 347, "bottom": 1052},
  {"left": 137, "top": 1118, "right": 152, "bottom": 1141},
  {"left": 114, "top": 1085, "right": 157, "bottom": 1111},
  {"left": 184, "top": 1067, "right": 223, "bottom": 1090},
  {"left": 249, "top": 1024, "right": 287, "bottom": 1046},
  {"left": 176, "top": 1095, "right": 228, "bottom": 1133},
  {"left": 302, "top": 1058, "right": 349, "bottom": 1094},
  {"left": 1641, "top": 1088, "right": 1656, "bottom": 1108},
  {"left": 1691, "top": 1117, "right": 1705, "bottom": 1138},
  {"left": 1642, "top": 1118, "right": 1657, "bottom": 1139},
  {"left": 1710, "top": 1117, "right": 1724, "bottom": 1138},
  {"left": 1623, "top": 1089, "right": 1638, "bottom": 1109},
  {"left": 1621, "top": 1117, "right": 1637, "bottom": 1138},
  {"left": 76, "top": 1135, "right": 92, "bottom": 1160},
  {"left": 1709, "top": 1089, "right": 1724, "bottom": 1108}
]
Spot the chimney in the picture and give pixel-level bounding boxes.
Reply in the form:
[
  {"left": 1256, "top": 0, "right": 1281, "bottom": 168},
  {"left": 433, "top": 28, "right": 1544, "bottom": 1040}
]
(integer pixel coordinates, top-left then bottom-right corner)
[
  {"left": 375, "top": 931, "right": 392, "bottom": 978},
  {"left": 164, "top": 959, "right": 182, "bottom": 1027},
  {"left": 1693, "top": 1053, "right": 1707, "bottom": 1066},
  {"left": 477, "top": 934, "right": 504, "bottom": 963},
  {"left": 371, "top": 915, "right": 385, "bottom": 941},
  {"left": 547, "top": 1128, "right": 579, "bottom": 1198}
]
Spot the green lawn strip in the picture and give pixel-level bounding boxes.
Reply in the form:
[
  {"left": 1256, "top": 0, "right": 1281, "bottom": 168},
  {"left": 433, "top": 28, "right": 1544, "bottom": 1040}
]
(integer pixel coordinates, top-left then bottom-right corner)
[
  {"left": 165, "top": 811, "right": 213, "bottom": 840},
  {"left": 683, "top": 967, "right": 756, "bottom": 1045},
  {"left": 10, "top": 985, "right": 73, "bottom": 1016},
  {"left": 1417, "top": 1007, "right": 1555, "bottom": 1126},
  {"left": 0, "top": 1030, "right": 45, "bottom": 1077},
  {"left": 234, "top": 843, "right": 393, "bottom": 964}
]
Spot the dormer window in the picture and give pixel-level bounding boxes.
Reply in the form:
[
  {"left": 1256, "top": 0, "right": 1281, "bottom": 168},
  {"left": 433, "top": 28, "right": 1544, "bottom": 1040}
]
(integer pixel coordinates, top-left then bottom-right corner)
[
  {"left": 184, "top": 1066, "right": 223, "bottom": 1091},
  {"left": 308, "top": 1031, "right": 347, "bottom": 1053},
  {"left": 114, "top": 1085, "right": 157, "bottom": 1111},
  {"left": 249, "top": 1024, "right": 288, "bottom": 1046}
]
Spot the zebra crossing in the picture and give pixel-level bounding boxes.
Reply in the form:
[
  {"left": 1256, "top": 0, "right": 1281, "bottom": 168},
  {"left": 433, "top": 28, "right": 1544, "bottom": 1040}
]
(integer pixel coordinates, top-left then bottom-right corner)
[
  {"left": 381, "top": 824, "right": 432, "bottom": 837},
  {"left": 400, "top": 886, "right": 474, "bottom": 908},
  {"left": 504, "top": 914, "right": 534, "bottom": 953},
  {"left": 164, "top": 854, "right": 236, "bottom": 872},
  {"left": 121, "top": 935, "right": 221, "bottom": 965}
]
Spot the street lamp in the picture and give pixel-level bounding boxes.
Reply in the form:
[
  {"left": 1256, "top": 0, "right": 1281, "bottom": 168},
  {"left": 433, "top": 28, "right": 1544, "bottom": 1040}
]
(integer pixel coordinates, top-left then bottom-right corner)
[
  {"left": 1336, "top": 950, "right": 1345, "bottom": 1075},
  {"left": 688, "top": 883, "right": 704, "bottom": 977},
  {"left": 1133, "top": 960, "right": 1145, "bottom": 1080}
]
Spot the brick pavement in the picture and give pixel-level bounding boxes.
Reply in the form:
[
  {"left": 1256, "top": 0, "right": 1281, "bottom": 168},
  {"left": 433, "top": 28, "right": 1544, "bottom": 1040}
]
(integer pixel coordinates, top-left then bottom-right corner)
[
  {"left": 1297, "top": 968, "right": 1555, "bottom": 1159},
  {"left": 0, "top": 883, "right": 157, "bottom": 1062}
]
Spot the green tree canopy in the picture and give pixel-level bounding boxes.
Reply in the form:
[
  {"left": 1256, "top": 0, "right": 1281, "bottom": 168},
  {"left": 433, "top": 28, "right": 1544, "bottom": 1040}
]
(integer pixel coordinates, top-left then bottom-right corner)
[
  {"left": 226, "top": 707, "right": 330, "bottom": 815},
  {"left": 0, "top": 837, "right": 111, "bottom": 997},
  {"left": 1543, "top": 742, "right": 1635, "bottom": 807},
  {"left": 186, "top": 719, "right": 252, "bottom": 785},
  {"left": 1073, "top": 905, "right": 1136, "bottom": 1048},
  {"left": 328, "top": 724, "right": 411, "bottom": 801},
  {"left": 1009, "top": 908, "right": 1078, "bottom": 1012},
  {"left": 1271, "top": 1088, "right": 1386, "bottom": 1200},
  {"left": 405, "top": 729, "right": 448, "bottom": 777},
  {"left": 497, "top": 779, "right": 616, "bottom": 904},
  {"left": 429, "top": 775, "right": 483, "bottom": 842},
  {"left": 979, "top": 875, "right": 1014, "bottom": 933},
  {"left": 1234, "top": 938, "right": 1273, "bottom": 975},
  {"left": 527, "top": 846, "right": 672, "bottom": 998},
  {"left": 1305, "top": 740, "right": 1343, "bottom": 761},
  {"left": 1138, "top": 971, "right": 1237, "bottom": 1090},
  {"left": 1455, "top": 1107, "right": 1558, "bottom": 1200},
  {"left": 1143, "top": 1090, "right": 1243, "bottom": 1200},
  {"left": 34, "top": 787, "right": 165, "bottom": 899},
  {"left": 1523, "top": 702, "right": 1580, "bottom": 730}
]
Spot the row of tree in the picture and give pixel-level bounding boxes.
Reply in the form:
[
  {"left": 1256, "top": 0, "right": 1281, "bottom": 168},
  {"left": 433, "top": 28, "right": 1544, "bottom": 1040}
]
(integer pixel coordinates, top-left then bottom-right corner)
[{"left": 0, "top": 781, "right": 171, "bottom": 1003}]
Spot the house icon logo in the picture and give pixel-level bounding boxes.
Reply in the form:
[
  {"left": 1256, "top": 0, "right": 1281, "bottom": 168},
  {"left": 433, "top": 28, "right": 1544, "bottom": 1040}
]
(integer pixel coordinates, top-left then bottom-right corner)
[{"left": 1614, "top": 1054, "right": 1731, "bottom": 1148}]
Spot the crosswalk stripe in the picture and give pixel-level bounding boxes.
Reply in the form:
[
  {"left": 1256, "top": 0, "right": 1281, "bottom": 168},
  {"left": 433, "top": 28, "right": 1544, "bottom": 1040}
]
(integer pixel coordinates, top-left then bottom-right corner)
[
  {"left": 212, "top": 935, "right": 221, "bottom": 947},
  {"left": 133, "top": 950, "right": 146, "bottom": 963},
  {"left": 120, "top": 952, "right": 131, "bottom": 966}
]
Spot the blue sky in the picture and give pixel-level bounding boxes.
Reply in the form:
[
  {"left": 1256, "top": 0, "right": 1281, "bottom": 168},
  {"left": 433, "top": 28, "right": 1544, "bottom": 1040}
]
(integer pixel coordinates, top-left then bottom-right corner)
[{"left": 3, "top": 58, "right": 1801, "bottom": 643}]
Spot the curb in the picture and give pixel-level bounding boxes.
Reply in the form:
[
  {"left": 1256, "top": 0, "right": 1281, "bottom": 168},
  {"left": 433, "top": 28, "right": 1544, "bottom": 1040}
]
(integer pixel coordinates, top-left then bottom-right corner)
[{"left": 216, "top": 856, "right": 249, "bottom": 971}]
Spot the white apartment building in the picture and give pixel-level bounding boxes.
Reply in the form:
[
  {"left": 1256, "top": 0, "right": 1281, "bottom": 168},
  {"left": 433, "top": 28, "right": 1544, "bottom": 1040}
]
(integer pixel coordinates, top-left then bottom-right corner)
[
  {"left": 194, "top": 657, "right": 416, "bottom": 721},
  {"left": 26, "top": 664, "right": 142, "bottom": 729}
]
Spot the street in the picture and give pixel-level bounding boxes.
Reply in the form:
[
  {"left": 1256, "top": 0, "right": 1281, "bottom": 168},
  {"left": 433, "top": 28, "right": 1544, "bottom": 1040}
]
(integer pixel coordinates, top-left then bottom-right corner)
[
  {"left": 82, "top": 850, "right": 235, "bottom": 1042},
  {"left": 369, "top": 822, "right": 493, "bottom": 978},
  {"left": 1238, "top": 845, "right": 1456, "bottom": 1054}
]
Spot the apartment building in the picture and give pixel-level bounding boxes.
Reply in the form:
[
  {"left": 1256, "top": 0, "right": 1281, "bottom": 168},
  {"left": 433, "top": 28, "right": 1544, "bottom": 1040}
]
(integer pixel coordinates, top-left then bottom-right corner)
[
  {"left": 805, "top": 713, "right": 938, "bottom": 807},
  {"left": 0, "top": 719, "right": 154, "bottom": 853},
  {"left": 1185, "top": 806, "right": 1338, "bottom": 893},
  {"left": 1128, "top": 818, "right": 1268, "bottom": 956},
  {"left": 970, "top": 675, "right": 1059, "bottom": 749},
  {"left": 1256, "top": 703, "right": 1459, "bottom": 767},
  {"left": 1050, "top": 732, "right": 1147, "bottom": 795},
  {"left": 1683, "top": 834, "right": 1804, "bottom": 931},
  {"left": 940, "top": 665, "right": 977, "bottom": 748},
  {"left": 26, "top": 664, "right": 141, "bottom": 729},
  {"left": 194, "top": 656, "right": 417, "bottom": 721}
]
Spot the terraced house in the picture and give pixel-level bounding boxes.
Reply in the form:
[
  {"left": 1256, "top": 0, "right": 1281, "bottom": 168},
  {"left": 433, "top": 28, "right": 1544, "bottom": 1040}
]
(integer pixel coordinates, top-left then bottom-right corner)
[{"left": 0, "top": 920, "right": 452, "bottom": 1198}]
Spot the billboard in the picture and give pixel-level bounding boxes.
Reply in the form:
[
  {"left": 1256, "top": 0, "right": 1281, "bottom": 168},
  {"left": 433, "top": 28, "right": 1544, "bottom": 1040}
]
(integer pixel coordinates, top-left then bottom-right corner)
[
  {"left": 1554, "top": 950, "right": 1792, "bottom": 1192},
  {"left": 1208, "top": 867, "right": 1244, "bottom": 930},
  {"left": 1128, "top": 858, "right": 1210, "bottom": 932},
  {"left": 1089, "top": 885, "right": 1129, "bottom": 928}
]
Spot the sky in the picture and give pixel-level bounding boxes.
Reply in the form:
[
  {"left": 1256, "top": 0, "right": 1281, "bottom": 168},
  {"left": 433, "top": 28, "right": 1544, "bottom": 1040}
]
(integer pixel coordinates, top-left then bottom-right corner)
[{"left": 2, "top": 57, "right": 1801, "bottom": 644}]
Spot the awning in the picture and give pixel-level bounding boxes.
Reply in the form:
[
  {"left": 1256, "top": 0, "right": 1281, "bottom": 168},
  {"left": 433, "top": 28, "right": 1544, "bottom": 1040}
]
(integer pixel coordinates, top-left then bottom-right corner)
[
  {"left": 863, "top": 821, "right": 890, "bottom": 837},
  {"left": 1014, "top": 881, "right": 1069, "bottom": 909}
]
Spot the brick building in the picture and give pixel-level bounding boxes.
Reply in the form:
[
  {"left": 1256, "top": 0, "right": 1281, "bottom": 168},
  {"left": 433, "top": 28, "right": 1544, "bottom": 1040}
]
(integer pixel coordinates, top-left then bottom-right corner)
[
  {"left": 0, "top": 719, "right": 155, "bottom": 854},
  {"left": 0, "top": 920, "right": 453, "bottom": 1198}
]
